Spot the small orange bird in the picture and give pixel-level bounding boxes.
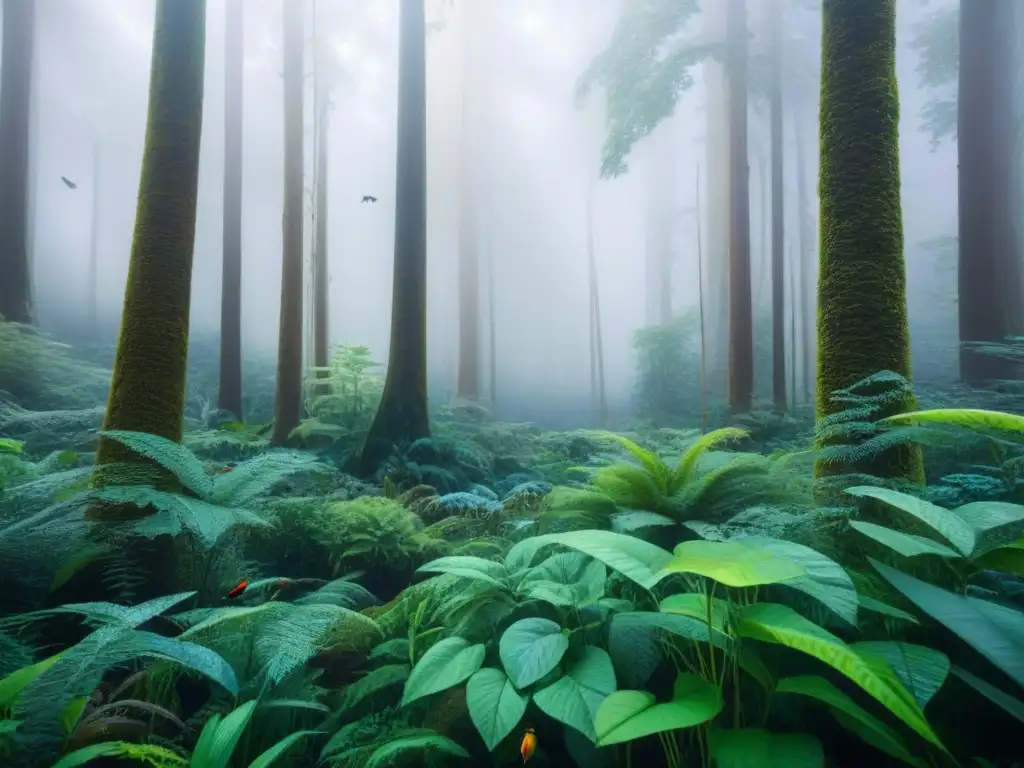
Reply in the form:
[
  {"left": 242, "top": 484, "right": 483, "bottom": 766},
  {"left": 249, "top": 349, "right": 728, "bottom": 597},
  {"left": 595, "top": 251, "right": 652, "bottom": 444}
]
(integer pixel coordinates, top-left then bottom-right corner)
[
  {"left": 520, "top": 727, "right": 537, "bottom": 763},
  {"left": 226, "top": 579, "right": 248, "bottom": 598}
]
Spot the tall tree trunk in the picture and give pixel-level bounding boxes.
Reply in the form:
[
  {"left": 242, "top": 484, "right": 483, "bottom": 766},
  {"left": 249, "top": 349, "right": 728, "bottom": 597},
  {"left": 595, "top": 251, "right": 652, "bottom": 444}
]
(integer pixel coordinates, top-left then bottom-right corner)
[
  {"left": 814, "top": 0, "right": 922, "bottom": 482},
  {"left": 702, "top": 0, "right": 730, "bottom": 396},
  {"left": 769, "top": 1, "right": 786, "bottom": 410},
  {"left": 645, "top": 128, "right": 674, "bottom": 326},
  {"left": 586, "top": 184, "right": 607, "bottom": 427},
  {"left": 271, "top": 0, "right": 305, "bottom": 445},
  {"left": 696, "top": 167, "right": 708, "bottom": 432},
  {"left": 727, "top": 0, "right": 753, "bottom": 414},
  {"left": 456, "top": 6, "right": 480, "bottom": 399},
  {"left": 92, "top": 0, "right": 206, "bottom": 493},
  {"left": 958, "top": 0, "right": 1022, "bottom": 382},
  {"left": 312, "top": 39, "right": 330, "bottom": 371},
  {"left": 487, "top": 235, "right": 497, "bottom": 412},
  {"left": 359, "top": 0, "right": 430, "bottom": 473},
  {"left": 0, "top": 0, "right": 35, "bottom": 324},
  {"left": 87, "top": 141, "right": 101, "bottom": 338},
  {"left": 219, "top": 0, "right": 244, "bottom": 419},
  {"left": 793, "top": 106, "right": 814, "bottom": 404}
]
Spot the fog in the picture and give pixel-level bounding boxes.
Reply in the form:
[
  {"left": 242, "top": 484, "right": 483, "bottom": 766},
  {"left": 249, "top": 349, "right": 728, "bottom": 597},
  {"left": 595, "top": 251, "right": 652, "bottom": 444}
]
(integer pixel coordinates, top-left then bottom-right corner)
[{"left": 26, "top": 0, "right": 962, "bottom": 425}]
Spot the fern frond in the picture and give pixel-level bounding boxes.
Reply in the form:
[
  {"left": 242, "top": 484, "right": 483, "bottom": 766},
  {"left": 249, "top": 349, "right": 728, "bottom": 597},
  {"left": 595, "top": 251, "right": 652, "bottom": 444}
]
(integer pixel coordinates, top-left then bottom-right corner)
[{"left": 673, "top": 426, "right": 749, "bottom": 487}]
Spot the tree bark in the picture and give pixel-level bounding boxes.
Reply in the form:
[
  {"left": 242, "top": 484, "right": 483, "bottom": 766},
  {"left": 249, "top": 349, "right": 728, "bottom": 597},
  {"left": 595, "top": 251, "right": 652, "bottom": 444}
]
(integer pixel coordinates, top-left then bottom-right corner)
[
  {"left": 92, "top": 0, "right": 206, "bottom": 491},
  {"left": 359, "top": 0, "right": 430, "bottom": 473},
  {"left": 271, "top": 0, "right": 305, "bottom": 445},
  {"left": 770, "top": 1, "right": 786, "bottom": 410},
  {"left": 814, "top": 0, "right": 922, "bottom": 481},
  {"left": 958, "top": 0, "right": 1022, "bottom": 382},
  {"left": 219, "top": 0, "right": 244, "bottom": 420},
  {"left": 793, "top": 105, "right": 814, "bottom": 404},
  {"left": 456, "top": 4, "right": 480, "bottom": 399},
  {"left": 727, "top": 0, "right": 753, "bottom": 414},
  {"left": 312, "top": 44, "right": 330, "bottom": 372},
  {"left": 0, "top": 0, "right": 35, "bottom": 324}
]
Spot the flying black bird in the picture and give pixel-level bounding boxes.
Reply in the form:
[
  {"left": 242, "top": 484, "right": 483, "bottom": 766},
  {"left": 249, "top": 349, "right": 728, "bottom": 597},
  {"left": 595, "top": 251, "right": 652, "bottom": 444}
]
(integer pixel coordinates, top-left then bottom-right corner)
[
  {"left": 361, "top": 195, "right": 377, "bottom": 203},
  {"left": 61, "top": 176, "right": 78, "bottom": 190}
]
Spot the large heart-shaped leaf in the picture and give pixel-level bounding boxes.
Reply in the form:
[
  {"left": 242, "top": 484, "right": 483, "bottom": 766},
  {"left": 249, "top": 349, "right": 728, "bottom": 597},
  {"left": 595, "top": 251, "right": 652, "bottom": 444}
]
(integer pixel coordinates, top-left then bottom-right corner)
[
  {"left": 401, "top": 637, "right": 485, "bottom": 706},
  {"left": 504, "top": 530, "right": 673, "bottom": 588},
  {"left": 500, "top": 618, "right": 569, "bottom": 689},
  {"left": 661, "top": 540, "right": 805, "bottom": 588},
  {"left": 534, "top": 647, "right": 616, "bottom": 741},
  {"left": 466, "top": 667, "right": 527, "bottom": 751},
  {"left": 737, "top": 536, "right": 858, "bottom": 626},
  {"left": 595, "top": 674, "right": 721, "bottom": 747}
]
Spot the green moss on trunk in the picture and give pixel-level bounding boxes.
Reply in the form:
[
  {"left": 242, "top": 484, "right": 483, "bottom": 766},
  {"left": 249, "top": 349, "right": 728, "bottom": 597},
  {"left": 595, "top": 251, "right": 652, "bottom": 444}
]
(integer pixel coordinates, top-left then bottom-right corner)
[
  {"left": 814, "top": 0, "right": 923, "bottom": 482},
  {"left": 92, "top": 0, "right": 207, "bottom": 499}
]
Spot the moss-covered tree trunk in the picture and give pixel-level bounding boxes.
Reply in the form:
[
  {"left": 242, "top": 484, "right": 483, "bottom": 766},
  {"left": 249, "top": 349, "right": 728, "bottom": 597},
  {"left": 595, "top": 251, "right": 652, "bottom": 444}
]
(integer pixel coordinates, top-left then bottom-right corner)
[
  {"left": 0, "top": 0, "right": 36, "bottom": 324},
  {"left": 219, "top": 0, "right": 244, "bottom": 419},
  {"left": 359, "top": 0, "right": 430, "bottom": 474},
  {"left": 93, "top": 0, "right": 206, "bottom": 485},
  {"left": 958, "top": 0, "right": 1022, "bottom": 383},
  {"left": 271, "top": 0, "right": 305, "bottom": 446},
  {"left": 814, "top": 0, "right": 923, "bottom": 481},
  {"left": 726, "top": 0, "right": 753, "bottom": 414},
  {"left": 769, "top": 1, "right": 786, "bottom": 411}
]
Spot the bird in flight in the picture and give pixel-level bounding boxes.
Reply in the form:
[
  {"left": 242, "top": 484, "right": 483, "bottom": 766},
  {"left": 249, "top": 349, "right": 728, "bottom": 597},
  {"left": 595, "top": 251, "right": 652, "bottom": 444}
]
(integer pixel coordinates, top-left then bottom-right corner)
[
  {"left": 61, "top": 176, "right": 78, "bottom": 189},
  {"left": 361, "top": 195, "right": 377, "bottom": 203}
]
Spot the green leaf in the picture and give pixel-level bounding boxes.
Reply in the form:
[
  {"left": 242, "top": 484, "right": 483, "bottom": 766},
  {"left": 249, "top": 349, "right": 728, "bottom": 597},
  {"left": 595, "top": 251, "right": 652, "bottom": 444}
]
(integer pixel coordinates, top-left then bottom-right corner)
[
  {"left": 191, "top": 699, "right": 258, "bottom": 768},
  {"left": 871, "top": 559, "right": 1024, "bottom": 689},
  {"left": 0, "top": 652, "right": 65, "bottom": 710},
  {"left": 775, "top": 676, "right": 925, "bottom": 768},
  {"left": 858, "top": 595, "right": 920, "bottom": 625},
  {"left": 972, "top": 539, "right": 1024, "bottom": 577},
  {"left": 708, "top": 728, "right": 823, "bottom": 768},
  {"left": 499, "top": 618, "right": 569, "bottom": 689},
  {"left": 594, "top": 673, "right": 721, "bottom": 747},
  {"left": 465, "top": 668, "right": 528, "bottom": 751},
  {"left": 852, "top": 642, "right": 949, "bottom": 709},
  {"left": 49, "top": 741, "right": 186, "bottom": 768},
  {"left": 364, "top": 730, "right": 469, "bottom": 767},
  {"left": 401, "top": 637, "right": 486, "bottom": 706},
  {"left": 883, "top": 408, "right": 1024, "bottom": 433},
  {"left": 845, "top": 486, "right": 976, "bottom": 556},
  {"left": 534, "top": 647, "right": 617, "bottom": 742},
  {"left": 505, "top": 530, "right": 673, "bottom": 589},
  {"left": 849, "top": 521, "right": 963, "bottom": 559},
  {"left": 660, "top": 593, "right": 730, "bottom": 631},
  {"left": 736, "top": 604, "right": 947, "bottom": 753},
  {"left": 416, "top": 556, "right": 510, "bottom": 589},
  {"left": 247, "top": 730, "right": 321, "bottom": 768},
  {"left": 519, "top": 552, "right": 606, "bottom": 607},
  {"left": 99, "top": 429, "right": 213, "bottom": 498},
  {"left": 950, "top": 665, "right": 1024, "bottom": 725},
  {"left": 661, "top": 540, "right": 804, "bottom": 588},
  {"left": 739, "top": 536, "right": 859, "bottom": 626}
]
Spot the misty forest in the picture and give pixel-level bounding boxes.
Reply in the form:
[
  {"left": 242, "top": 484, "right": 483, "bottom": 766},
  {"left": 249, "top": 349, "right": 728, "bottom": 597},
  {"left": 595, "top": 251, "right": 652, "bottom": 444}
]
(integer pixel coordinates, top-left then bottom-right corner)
[{"left": 2, "top": 0, "right": 1024, "bottom": 766}]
